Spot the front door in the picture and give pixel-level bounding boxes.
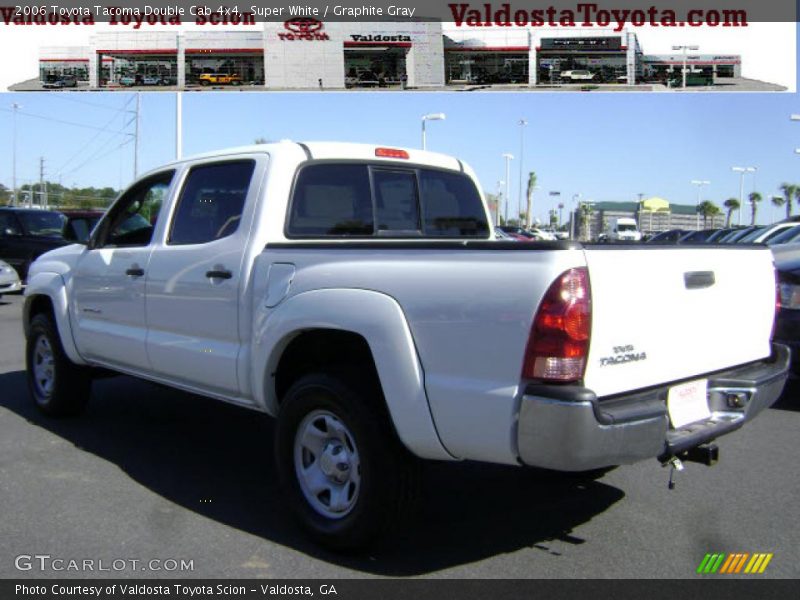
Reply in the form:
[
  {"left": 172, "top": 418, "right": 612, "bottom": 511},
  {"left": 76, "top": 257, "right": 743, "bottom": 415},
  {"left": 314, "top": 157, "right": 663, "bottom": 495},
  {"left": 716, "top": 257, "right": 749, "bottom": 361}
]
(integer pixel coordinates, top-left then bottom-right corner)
[{"left": 70, "top": 171, "right": 175, "bottom": 371}]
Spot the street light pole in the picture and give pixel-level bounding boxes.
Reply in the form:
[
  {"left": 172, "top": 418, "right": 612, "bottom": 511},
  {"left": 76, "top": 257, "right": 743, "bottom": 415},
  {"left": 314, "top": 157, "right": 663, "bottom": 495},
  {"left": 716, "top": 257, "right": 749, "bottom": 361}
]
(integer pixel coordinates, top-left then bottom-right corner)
[
  {"left": 421, "top": 113, "right": 446, "bottom": 150},
  {"left": 495, "top": 180, "right": 504, "bottom": 226},
  {"left": 176, "top": 92, "right": 182, "bottom": 160},
  {"left": 517, "top": 118, "right": 528, "bottom": 227},
  {"left": 690, "top": 180, "right": 710, "bottom": 230},
  {"left": 672, "top": 45, "right": 699, "bottom": 89},
  {"left": 133, "top": 93, "right": 141, "bottom": 178},
  {"left": 571, "top": 193, "right": 582, "bottom": 240},
  {"left": 11, "top": 102, "right": 21, "bottom": 205},
  {"left": 732, "top": 166, "right": 756, "bottom": 226},
  {"left": 502, "top": 153, "right": 514, "bottom": 224}
]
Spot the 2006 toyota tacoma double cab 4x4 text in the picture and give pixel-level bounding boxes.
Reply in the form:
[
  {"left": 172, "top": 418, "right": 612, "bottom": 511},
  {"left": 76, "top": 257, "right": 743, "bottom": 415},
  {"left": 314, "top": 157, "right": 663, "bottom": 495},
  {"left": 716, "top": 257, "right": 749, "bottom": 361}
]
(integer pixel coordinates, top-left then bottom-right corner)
[{"left": 23, "top": 142, "right": 789, "bottom": 548}]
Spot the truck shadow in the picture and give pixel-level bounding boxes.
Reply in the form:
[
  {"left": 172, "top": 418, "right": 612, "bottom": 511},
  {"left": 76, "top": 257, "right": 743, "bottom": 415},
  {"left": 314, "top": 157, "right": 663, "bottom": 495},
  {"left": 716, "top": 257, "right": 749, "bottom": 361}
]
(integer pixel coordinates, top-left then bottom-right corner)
[{"left": 0, "top": 370, "right": 625, "bottom": 576}]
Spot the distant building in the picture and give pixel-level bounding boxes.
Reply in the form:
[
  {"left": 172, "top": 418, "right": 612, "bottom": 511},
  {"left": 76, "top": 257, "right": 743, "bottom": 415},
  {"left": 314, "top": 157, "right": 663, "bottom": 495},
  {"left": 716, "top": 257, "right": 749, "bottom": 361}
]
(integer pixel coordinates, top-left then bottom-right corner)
[{"left": 571, "top": 197, "right": 726, "bottom": 240}]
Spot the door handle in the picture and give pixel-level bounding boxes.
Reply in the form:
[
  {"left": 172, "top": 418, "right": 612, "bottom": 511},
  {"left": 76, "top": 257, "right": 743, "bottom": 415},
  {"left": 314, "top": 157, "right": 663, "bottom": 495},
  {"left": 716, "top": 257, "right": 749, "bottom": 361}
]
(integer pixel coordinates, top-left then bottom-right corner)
[
  {"left": 206, "top": 269, "right": 232, "bottom": 280},
  {"left": 125, "top": 267, "right": 145, "bottom": 277}
]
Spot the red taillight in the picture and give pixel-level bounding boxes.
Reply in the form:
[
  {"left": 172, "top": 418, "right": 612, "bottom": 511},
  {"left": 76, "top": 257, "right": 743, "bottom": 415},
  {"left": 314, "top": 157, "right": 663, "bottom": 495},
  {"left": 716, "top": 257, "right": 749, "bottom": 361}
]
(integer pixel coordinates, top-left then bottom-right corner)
[
  {"left": 375, "top": 147, "right": 409, "bottom": 159},
  {"left": 522, "top": 267, "right": 591, "bottom": 382}
]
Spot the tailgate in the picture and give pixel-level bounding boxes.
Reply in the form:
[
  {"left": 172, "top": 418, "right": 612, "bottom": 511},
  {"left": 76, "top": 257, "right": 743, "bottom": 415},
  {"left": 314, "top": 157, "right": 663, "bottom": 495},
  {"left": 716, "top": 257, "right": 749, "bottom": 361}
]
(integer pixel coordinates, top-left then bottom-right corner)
[{"left": 582, "top": 247, "right": 776, "bottom": 398}]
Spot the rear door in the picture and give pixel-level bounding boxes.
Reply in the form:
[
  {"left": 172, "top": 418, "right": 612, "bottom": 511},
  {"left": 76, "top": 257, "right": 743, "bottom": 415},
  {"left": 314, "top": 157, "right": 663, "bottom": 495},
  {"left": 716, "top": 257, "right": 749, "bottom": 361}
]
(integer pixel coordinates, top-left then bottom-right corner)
[
  {"left": 582, "top": 247, "right": 776, "bottom": 398},
  {"left": 144, "top": 156, "right": 264, "bottom": 396}
]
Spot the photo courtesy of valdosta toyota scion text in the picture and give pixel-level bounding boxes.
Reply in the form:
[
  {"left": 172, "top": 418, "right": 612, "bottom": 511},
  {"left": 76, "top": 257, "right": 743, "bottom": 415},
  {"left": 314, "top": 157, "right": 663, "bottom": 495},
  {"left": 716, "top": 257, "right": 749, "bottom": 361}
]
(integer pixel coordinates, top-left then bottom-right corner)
[{"left": 0, "top": 0, "right": 798, "bottom": 596}]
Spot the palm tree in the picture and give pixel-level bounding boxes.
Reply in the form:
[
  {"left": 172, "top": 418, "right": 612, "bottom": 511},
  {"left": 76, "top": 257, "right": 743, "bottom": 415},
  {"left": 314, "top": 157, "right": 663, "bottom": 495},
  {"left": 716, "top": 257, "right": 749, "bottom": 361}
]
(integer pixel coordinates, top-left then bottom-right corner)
[
  {"left": 779, "top": 183, "right": 796, "bottom": 219},
  {"left": 748, "top": 192, "right": 762, "bottom": 225},
  {"left": 772, "top": 195, "right": 786, "bottom": 220},
  {"left": 525, "top": 171, "right": 537, "bottom": 229},
  {"left": 722, "top": 198, "right": 740, "bottom": 228},
  {"left": 698, "top": 200, "right": 721, "bottom": 229}
]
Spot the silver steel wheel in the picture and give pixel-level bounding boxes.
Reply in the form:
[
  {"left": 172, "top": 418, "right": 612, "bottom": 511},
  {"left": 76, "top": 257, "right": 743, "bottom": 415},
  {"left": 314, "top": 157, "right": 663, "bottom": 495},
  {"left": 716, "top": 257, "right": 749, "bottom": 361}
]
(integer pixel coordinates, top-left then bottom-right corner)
[
  {"left": 294, "top": 409, "right": 361, "bottom": 519},
  {"left": 32, "top": 335, "right": 55, "bottom": 399}
]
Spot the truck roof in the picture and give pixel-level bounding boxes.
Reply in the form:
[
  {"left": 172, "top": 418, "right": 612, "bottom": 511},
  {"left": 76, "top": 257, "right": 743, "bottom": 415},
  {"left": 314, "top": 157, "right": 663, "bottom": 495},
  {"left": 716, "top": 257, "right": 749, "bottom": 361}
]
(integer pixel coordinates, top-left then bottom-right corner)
[{"left": 153, "top": 141, "right": 465, "bottom": 174}]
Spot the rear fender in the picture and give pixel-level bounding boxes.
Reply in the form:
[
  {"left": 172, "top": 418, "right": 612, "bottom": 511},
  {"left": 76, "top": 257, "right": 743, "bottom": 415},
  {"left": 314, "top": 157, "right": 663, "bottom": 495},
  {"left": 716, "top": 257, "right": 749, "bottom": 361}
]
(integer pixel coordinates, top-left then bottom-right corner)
[{"left": 252, "top": 288, "right": 454, "bottom": 461}]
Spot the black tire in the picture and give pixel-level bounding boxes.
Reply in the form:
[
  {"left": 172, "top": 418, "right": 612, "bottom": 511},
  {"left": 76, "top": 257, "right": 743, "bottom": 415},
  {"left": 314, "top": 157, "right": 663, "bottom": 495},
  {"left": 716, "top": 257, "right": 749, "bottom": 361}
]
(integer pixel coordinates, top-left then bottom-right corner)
[
  {"left": 275, "top": 372, "right": 420, "bottom": 550},
  {"left": 26, "top": 313, "right": 91, "bottom": 417}
]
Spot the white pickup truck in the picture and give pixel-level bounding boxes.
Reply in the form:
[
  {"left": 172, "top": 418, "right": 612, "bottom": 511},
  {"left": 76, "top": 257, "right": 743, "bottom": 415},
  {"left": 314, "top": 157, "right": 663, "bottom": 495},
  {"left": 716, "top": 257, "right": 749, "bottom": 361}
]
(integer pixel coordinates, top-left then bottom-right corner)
[{"left": 23, "top": 142, "right": 789, "bottom": 548}]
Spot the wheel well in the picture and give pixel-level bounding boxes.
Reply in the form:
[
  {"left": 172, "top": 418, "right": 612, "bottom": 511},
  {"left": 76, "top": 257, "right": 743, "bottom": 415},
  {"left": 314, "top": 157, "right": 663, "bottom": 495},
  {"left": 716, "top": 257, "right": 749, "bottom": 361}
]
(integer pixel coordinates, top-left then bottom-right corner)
[
  {"left": 24, "top": 295, "right": 55, "bottom": 337},
  {"left": 274, "top": 329, "right": 381, "bottom": 404}
]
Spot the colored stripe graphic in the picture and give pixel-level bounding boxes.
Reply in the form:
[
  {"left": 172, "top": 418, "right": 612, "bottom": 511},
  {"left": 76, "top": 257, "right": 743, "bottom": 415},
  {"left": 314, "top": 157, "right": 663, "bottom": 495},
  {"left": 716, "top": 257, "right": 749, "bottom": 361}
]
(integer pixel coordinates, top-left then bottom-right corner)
[
  {"left": 719, "top": 554, "right": 736, "bottom": 574},
  {"left": 697, "top": 554, "right": 713, "bottom": 574},
  {"left": 735, "top": 553, "right": 749, "bottom": 573},
  {"left": 758, "top": 554, "right": 773, "bottom": 573},
  {"left": 699, "top": 552, "right": 773, "bottom": 574}
]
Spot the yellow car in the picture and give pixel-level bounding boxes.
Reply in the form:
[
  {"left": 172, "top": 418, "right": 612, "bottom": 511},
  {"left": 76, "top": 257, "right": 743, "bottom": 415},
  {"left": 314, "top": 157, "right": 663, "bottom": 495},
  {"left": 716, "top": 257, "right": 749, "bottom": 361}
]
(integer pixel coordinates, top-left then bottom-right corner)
[{"left": 198, "top": 73, "right": 241, "bottom": 86}]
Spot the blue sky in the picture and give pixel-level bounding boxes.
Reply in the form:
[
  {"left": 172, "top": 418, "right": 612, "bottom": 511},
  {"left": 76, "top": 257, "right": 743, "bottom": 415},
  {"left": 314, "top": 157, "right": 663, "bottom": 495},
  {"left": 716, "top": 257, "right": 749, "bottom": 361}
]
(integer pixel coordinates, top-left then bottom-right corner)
[{"left": 3, "top": 89, "right": 800, "bottom": 225}]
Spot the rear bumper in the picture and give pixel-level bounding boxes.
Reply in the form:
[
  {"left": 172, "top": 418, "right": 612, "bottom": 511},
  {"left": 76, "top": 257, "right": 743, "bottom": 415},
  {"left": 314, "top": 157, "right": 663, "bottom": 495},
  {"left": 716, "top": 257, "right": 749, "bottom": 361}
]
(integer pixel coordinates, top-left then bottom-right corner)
[{"left": 517, "top": 344, "right": 790, "bottom": 471}]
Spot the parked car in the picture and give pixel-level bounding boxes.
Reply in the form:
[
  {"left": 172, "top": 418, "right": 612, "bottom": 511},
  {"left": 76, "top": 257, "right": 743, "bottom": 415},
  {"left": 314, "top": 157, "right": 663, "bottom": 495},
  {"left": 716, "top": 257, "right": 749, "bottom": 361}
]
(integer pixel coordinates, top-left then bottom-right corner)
[
  {"left": 715, "top": 226, "right": 753, "bottom": 243},
  {"left": 0, "top": 259, "right": 22, "bottom": 299},
  {"left": 677, "top": 229, "right": 719, "bottom": 244},
  {"left": 773, "top": 243, "right": 800, "bottom": 373},
  {"left": 705, "top": 228, "right": 735, "bottom": 243},
  {"left": 198, "top": 73, "right": 241, "bottom": 86},
  {"left": 0, "top": 208, "right": 68, "bottom": 281},
  {"left": 22, "top": 141, "right": 788, "bottom": 550},
  {"left": 42, "top": 75, "right": 77, "bottom": 89},
  {"left": 497, "top": 226, "right": 541, "bottom": 240},
  {"left": 118, "top": 76, "right": 136, "bottom": 87},
  {"left": 646, "top": 229, "right": 689, "bottom": 244},
  {"left": 142, "top": 76, "right": 162, "bottom": 86},
  {"left": 561, "top": 70, "right": 596, "bottom": 81},
  {"left": 493, "top": 227, "right": 518, "bottom": 240},
  {"left": 739, "top": 222, "right": 799, "bottom": 244},
  {"left": 766, "top": 224, "right": 800, "bottom": 246}
]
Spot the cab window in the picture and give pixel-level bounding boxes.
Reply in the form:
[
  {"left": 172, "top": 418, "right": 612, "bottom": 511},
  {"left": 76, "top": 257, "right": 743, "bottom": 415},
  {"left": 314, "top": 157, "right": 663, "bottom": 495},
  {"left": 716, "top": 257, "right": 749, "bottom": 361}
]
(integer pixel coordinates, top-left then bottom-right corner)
[
  {"left": 94, "top": 171, "right": 174, "bottom": 248},
  {"left": 169, "top": 161, "right": 255, "bottom": 245}
]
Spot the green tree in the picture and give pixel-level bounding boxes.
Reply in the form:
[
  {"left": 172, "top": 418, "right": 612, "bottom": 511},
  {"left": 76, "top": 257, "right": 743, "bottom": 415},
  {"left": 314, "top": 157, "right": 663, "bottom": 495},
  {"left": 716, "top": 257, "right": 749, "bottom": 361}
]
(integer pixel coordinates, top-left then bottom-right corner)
[
  {"left": 779, "top": 183, "right": 796, "bottom": 219},
  {"left": 525, "top": 171, "right": 537, "bottom": 229},
  {"left": 748, "top": 192, "right": 762, "bottom": 225},
  {"left": 722, "top": 198, "right": 739, "bottom": 228},
  {"left": 772, "top": 195, "right": 785, "bottom": 215},
  {"left": 698, "top": 200, "right": 721, "bottom": 229}
]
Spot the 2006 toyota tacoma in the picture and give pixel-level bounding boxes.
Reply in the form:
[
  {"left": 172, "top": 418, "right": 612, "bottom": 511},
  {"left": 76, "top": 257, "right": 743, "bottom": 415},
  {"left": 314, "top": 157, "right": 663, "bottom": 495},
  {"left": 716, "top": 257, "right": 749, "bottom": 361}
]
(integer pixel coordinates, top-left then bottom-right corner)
[{"left": 22, "top": 142, "right": 789, "bottom": 548}]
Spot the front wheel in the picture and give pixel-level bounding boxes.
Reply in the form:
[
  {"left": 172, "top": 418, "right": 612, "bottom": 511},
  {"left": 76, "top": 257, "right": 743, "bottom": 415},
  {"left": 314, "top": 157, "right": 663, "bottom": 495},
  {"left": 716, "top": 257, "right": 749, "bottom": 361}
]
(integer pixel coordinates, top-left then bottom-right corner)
[
  {"left": 26, "top": 314, "right": 91, "bottom": 416},
  {"left": 275, "top": 373, "right": 419, "bottom": 550}
]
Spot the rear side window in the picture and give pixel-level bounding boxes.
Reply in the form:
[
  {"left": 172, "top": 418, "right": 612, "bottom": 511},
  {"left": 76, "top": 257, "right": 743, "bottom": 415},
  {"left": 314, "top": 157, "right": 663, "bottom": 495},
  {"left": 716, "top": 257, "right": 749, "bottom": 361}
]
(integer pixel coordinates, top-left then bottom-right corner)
[
  {"left": 288, "top": 164, "right": 373, "bottom": 236},
  {"left": 288, "top": 163, "right": 489, "bottom": 238},
  {"left": 169, "top": 160, "right": 255, "bottom": 245},
  {"left": 419, "top": 170, "right": 488, "bottom": 237}
]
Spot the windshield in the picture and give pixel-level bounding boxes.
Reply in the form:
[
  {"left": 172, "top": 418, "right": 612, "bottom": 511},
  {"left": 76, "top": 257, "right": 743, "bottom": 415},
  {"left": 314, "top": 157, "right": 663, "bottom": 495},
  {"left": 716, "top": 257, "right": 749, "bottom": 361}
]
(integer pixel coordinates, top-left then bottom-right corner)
[
  {"left": 17, "top": 212, "right": 67, "bottom": 237},
  {"left": 618, "top": 224, "right": 637, "bottom": 232}
]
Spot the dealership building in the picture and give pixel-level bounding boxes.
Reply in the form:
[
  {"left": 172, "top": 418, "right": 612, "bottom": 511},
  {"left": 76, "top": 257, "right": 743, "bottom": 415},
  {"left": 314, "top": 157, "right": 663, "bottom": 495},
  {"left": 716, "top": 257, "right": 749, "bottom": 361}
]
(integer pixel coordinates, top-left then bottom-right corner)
[{"left": 38, "top": 22, "right": 742, "bottom": 89}]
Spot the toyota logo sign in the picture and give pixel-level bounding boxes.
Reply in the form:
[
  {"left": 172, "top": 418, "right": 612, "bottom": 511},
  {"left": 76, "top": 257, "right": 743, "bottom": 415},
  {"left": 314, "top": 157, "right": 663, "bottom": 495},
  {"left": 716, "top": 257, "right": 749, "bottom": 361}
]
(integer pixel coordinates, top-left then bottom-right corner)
[
  {"left": 284, "top": 18, "right": 323, "bottom": 33},
  {"left": 279, "top": 18, "right": 330, "bottom": 41}
]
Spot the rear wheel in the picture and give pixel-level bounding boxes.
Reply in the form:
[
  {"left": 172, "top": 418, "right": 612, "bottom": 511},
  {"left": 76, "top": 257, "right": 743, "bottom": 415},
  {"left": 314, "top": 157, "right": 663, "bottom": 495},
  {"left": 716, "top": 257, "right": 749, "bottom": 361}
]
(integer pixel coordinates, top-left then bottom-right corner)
[
  {"left": 26, "top": 314, "right": 91, "bottom": 416},
  {"left": 275, "top": 372, "right": 419, "bottom": 550}
]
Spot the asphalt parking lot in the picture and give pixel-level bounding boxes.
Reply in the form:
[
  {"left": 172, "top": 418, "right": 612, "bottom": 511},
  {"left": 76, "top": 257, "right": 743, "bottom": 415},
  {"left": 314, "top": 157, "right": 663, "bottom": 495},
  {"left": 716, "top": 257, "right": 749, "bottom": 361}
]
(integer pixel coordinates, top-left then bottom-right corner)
[{"left": 0, "top": 292, "right": 798, "bottom": 579}]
